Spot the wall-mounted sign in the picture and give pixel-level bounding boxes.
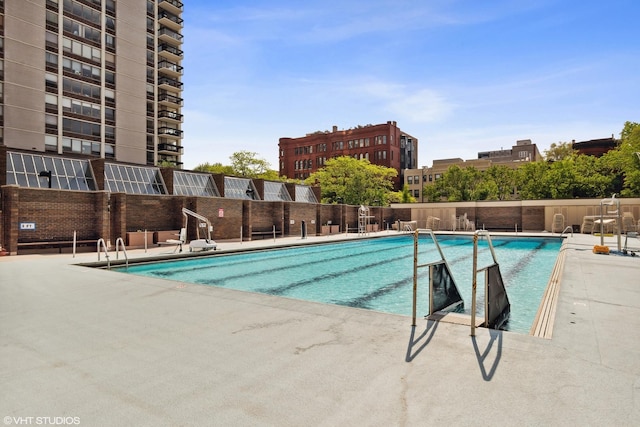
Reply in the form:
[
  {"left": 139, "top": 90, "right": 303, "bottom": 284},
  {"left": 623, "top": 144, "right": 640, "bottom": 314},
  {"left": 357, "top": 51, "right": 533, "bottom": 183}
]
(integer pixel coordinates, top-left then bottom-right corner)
[
  {"left": 20, "top": 222, "right": 36, "bottom": 230},
  {"left": 218, "top": 208, "right": 224, "bottom": 218}
]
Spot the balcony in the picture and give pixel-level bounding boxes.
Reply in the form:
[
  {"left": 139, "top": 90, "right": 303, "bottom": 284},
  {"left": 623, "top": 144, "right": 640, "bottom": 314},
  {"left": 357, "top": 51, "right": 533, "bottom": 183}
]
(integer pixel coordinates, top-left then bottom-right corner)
[
  {"left": 158, "top": 59, "right": 183, "bottom": 78},
  {"left": 158, "top": 0, "right": 183, "bottom": 16},
  {"left": 158, "top": 43, "right": 183, "bottom": 62},
  {"left": 157, "top": 142, "right": 184, "bottom": 155},
  {"left": 158, "top": 126, "right": 183, "bottom": 139},
  {"left": 158, "top": 76, "right": 183, "bottom": 91},
  {"left": 158, "top": 27, "right": 183, "bottom": 45},
  {"left": 158, "top": 92, "right": 183, "bottom": 107},
  {"left": 158, "top": 109, "right": 183, "bottom": 123},
  {"left": 159, "top": 11, "right": 183, "bottom": 31}
]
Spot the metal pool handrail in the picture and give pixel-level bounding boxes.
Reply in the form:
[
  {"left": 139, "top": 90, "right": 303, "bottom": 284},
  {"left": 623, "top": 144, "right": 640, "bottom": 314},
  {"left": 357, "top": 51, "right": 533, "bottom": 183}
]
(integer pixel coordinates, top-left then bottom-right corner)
[
  {"left": 97, "top": 238, "right": 110, "bottom": 269},
  {"left": 411, "top": 228, "right": 458, "bottom": 326},
  {"left": 115, "top": 237, "right": 129, "bottom": 269},
  {"left": 471, "top": 230, "right": 510, "bottom": 336}
]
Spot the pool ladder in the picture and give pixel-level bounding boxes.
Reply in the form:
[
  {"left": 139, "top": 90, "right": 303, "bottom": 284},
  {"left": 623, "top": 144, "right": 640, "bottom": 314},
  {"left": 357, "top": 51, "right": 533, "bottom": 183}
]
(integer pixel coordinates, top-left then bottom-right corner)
[
  {"left": 561, "top": 226, "right": 574, "bottom": 237},
  {"left": 97, "top": 237, "right": 128, "bottom": 270},
  {"left": 411, "top": 229, "right": 511, "bottom": 334}
]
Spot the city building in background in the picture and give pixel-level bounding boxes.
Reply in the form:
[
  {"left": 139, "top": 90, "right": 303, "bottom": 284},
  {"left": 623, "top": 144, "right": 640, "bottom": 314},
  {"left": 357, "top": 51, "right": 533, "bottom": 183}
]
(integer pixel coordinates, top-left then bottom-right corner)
[
  {"left": 404, "top": 139, "right": 542, "bottom": 201},
  {"left": 279, "top": 121, "right": 418, "bottom": 190},
  {"left": 1, "top": 0, "right": 184, "bottom": 167},
  {"left": 572, "top": 136, "right": 619, "bottom": 157}
]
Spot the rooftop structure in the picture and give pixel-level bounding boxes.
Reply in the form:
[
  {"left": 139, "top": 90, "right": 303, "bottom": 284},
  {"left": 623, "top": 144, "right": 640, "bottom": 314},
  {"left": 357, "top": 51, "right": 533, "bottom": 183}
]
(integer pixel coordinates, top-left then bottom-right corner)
[{"left": 572, "top": 136, "right": 619, "bottom": 157}]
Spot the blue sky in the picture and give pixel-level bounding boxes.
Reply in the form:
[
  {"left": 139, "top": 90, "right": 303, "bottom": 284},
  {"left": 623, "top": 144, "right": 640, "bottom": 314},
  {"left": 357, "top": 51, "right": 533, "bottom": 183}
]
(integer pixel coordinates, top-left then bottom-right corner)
[{"left": 180, "top": 0, "right": 639, "bottom": 170}]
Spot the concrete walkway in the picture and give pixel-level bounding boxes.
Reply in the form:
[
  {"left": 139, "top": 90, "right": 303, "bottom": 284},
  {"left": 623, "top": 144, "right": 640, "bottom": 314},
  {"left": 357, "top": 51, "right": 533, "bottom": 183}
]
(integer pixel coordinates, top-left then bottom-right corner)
[{"left": 1, "top": 232, "right": 639, "bottom": 426}]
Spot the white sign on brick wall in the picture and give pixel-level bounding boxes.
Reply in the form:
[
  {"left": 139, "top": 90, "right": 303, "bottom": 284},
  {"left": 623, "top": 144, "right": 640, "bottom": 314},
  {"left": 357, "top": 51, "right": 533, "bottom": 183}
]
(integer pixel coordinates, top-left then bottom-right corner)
[{"left": 20, "top": 222, "right": 36, "bottom": 230}]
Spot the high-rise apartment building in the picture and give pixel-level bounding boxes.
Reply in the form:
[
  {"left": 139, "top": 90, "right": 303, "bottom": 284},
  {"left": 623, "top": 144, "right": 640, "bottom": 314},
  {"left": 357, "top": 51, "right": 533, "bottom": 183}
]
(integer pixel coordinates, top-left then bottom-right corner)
[
  {"left": 279, "top": 121, "right": 418, "bottom": 190},
  {"left": 1, "top": 0, "right": 184, "bottom": 167}
]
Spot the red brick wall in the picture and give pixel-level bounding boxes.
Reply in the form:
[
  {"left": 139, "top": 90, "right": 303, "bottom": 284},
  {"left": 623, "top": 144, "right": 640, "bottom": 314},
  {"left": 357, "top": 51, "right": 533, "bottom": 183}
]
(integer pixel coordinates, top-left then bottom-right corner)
[
  {"left": 286, "top": 202, "right": 317, "bottom": 237},
  {"left": 521, "top": 206, "right": 545, "bottom": 231},
  {"left": 475, "top": 206, "right": 521, "bottom": 231},
  {"left": 15, "top": 188, "right": 101, "bottom": 242}
]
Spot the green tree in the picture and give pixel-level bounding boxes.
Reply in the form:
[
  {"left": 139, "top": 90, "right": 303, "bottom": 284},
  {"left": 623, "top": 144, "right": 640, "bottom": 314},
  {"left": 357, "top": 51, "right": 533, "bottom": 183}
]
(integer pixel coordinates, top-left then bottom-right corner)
[
  {"left": 194, "top": 152, "right": 285, "bottom": 181},
  {"left": 230, "top": 150, "right": 271, "bottom": 178},
  {"left": 484, "top": 165, "right": 516, "bottom": 200},
  {"left": 516, "top": 161, "right": 551, "bottom": 199},
  {"left": 304, "top": 156, "right": 397, "bottom": 206},
  {"left": 544, "top": 141, "right": 576, "bottom": 161},
  {"left": 545, "top": 159, "right": 578, "bottom": 199},
  {"left": 572, "top": 155, "right": 613, "bottom": 198},
  {"left": 601, "top": 121, "right": 640, "bottom": 197},
  {"left": 400, "top": 184, "right": 417, "bottom": 203},
  {"left": 193, "top": 162, "right": 235, "bottom": 175}
]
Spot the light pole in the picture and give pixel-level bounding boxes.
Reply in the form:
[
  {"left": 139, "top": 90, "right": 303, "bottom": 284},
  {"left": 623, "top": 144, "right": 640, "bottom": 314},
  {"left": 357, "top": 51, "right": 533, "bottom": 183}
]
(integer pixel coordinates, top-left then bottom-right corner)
[{"left": 38, "top": 170, "right": 52, "bottom": 188}]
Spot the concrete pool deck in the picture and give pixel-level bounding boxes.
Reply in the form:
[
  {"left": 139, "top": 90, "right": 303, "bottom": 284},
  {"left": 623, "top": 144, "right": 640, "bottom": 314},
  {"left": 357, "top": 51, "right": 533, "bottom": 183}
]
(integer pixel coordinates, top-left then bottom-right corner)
[{"left": 1, "top": 231, "right": 639, "bottom": 425}]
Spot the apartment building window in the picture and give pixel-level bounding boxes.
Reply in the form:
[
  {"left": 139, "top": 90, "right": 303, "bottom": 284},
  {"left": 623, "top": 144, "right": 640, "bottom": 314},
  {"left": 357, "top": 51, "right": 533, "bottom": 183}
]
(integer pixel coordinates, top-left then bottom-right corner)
[
  {"left": 45, "top": 52, "right": 58, "bottom": 67},
  {"left": 63, "top": 18, "right": 101, "bottom": 45},
  {"left": 105, "top": 107, "right": 115, "bottom": 123},
  {"left": 46, "top": 11, "right": 58, "bottom": 31},
  {"left": 62, "top": 117, "right": 100, "bottom": 138},
  {"left": 62, "top": 137, "right": 100, "bottom": 156},
  {"left": 105, "top": 144, "right": 115, "bottom": 158},
  {"left": 106, "top": 0, "right": 115, "bottom": 15},
  {"left": 63, "top": 38, "right": 101, "bottom": 62},
  {"left": 105, "top": 70, "right": 115, "bottom": 85},
  {"left": 106, "top": 16, "right": 115, "bottom": 32},
  {"left": 105, "top": 126, "right": 115, "bottom": 143},
  {"left": 45, "top": 31, "right": 58, "bottom": 49},
  {"left": 45, "top": 94, "right": 58, "bottom": 112},
  {"left": 106, "top": 34, "right": 115, "bottom": 50},
  {"left": 62, "top": 97, "right": 101, "bottom": 119},
  {"left": 105, "top": 53, "right": 115, "bottom": 69},
  {"left": 104, "top": 89, "right": 115, "bottom": 103},
  {"left": 62, "top": 58, "right": 101, "bottom": 82},
  {"left": 407, "top": 176, "right": 413, "bottom": 184},
  {"left": 45, "top": 114, "right": 58, "bottom": 133},
  {"left": 62, "top": 0, "right": 101, "bottom": 26},
  {"left": 63, "top": 78, "right": 101, "bottom": 100},
  {"left": 45, "top": 135, "right": 58, "bottom": 152},
  {"left": 45, "top": 73, "right": 58, "bottom": 91}
]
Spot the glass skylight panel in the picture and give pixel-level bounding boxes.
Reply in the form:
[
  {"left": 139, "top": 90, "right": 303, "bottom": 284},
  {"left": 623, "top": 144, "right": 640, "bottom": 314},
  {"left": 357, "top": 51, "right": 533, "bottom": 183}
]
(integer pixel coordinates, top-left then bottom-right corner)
[
  {"left": 104, "top": 164, "right": 167, "bottom": 195},
  {"left": 5, "top": 152, "right": 96, "bottom": 191},
  {"left": 295, "top": 185, "right": 318, "bottom": 203},
  {"left": 224, "top": 176, "right": 257, "bottom": 200},
  {"left": 173, "top": 171, "right": 219, "bottom": 197},
  {"left": 263, "top": 181, "right": 292, "bottom": 201}
]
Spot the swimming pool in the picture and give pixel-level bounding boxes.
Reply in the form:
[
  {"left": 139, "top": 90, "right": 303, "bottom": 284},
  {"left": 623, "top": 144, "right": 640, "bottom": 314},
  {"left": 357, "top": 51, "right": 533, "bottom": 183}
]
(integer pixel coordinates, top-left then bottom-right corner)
[{"left": 121, "top": 235, "right": 563, "bottom": 334}]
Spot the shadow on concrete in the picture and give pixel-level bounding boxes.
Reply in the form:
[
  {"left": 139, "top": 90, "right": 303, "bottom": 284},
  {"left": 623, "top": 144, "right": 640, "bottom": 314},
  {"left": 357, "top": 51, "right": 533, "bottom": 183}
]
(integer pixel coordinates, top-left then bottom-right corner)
[
  {"left": 405, "top": 320, "right": 439, "bottom": 362},
  {"left": 471, "top": 328, "right": 503, "bottom": 381}
]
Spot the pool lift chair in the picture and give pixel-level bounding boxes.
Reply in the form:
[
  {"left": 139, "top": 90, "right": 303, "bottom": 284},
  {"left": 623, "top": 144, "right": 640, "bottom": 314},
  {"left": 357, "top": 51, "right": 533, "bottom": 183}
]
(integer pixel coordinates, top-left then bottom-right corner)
[
  {"left": 160, "top": 228, "right": 186, "bottom": 253},
  {"left": 181, "top": 208, "right": 217, "bottom": 252}
]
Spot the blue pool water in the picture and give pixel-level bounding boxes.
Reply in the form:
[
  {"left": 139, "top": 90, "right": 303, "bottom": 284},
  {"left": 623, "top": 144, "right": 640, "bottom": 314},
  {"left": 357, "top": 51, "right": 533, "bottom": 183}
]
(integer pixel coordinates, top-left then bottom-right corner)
[{"left": 121, "top": 235, "right": 563, "bottom": 333}]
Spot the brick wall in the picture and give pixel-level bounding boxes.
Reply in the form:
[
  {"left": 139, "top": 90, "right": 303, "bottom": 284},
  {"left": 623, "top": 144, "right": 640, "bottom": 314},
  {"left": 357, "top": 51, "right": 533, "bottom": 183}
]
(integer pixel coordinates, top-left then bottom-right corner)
[
  {"left": 15, "top": 188, "right": 100, "bottom": 242},
  {"left": 3, "top": 185, "right": 639, "bottom": 255},
  {"left": 286, "top": 202, "right": 317, "bottom": 237}
]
